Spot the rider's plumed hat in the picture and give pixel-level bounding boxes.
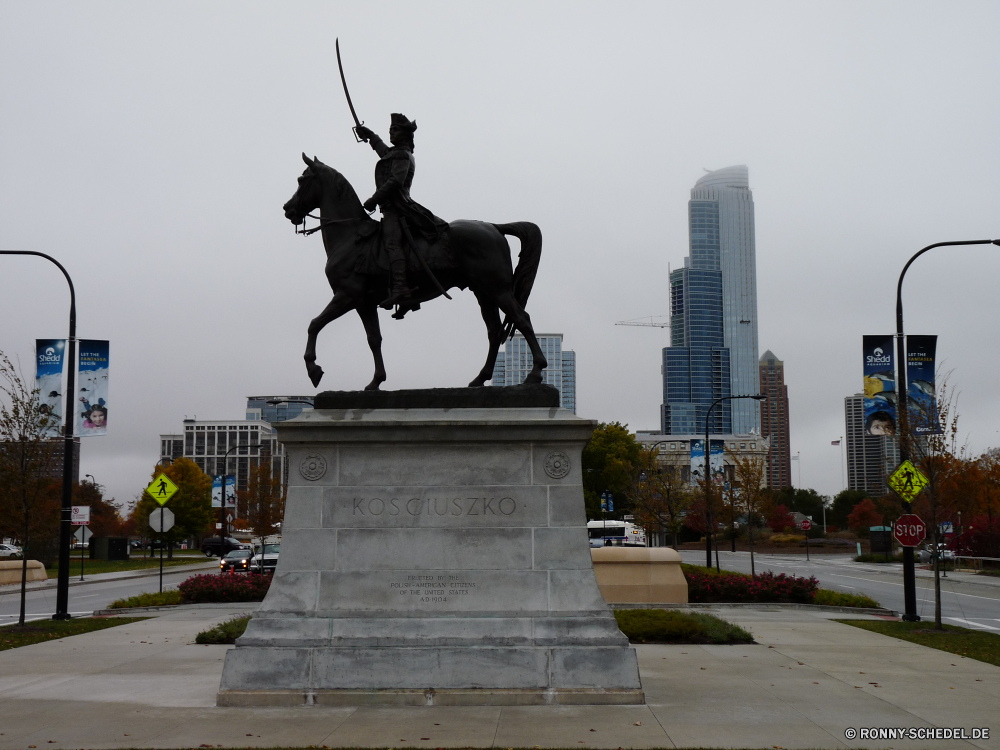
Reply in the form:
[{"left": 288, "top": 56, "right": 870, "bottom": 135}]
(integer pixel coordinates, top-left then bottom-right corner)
[{"left": 390, "top": 113, "right": 417, "bottom": 132}]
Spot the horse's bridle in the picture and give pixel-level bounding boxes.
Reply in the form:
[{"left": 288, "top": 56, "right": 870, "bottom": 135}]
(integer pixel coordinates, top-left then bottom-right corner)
[{"left": 296, "top": 213, "right": 361, "bottom": 236}]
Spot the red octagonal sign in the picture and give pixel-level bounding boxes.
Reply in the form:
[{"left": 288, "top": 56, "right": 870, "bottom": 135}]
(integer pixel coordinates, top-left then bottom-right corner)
[{"left": 894, "top": 514, "right": 927, "bottom": 547}]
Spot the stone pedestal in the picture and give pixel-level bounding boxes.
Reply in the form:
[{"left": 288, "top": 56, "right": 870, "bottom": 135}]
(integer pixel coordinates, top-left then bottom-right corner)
[
  {"left": 217, "top": 387, "right": 642, "bottom": 706},
  {"left": 591, "top": 547, "right": 688, "bottom": 603}
]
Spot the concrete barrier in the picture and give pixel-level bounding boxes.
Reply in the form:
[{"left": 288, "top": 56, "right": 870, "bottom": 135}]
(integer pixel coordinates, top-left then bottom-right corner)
[
  {"left": 591, "top": 547, "right": 688, "bottom": 603},
  {"left": 0, "top": 560, "right": 47, "bottom": 585}
]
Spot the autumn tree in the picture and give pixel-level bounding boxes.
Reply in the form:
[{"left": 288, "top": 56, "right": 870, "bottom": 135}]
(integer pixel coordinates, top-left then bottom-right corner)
[
  {"left": 582, "top": 422, "right": 641, "bottom": 520},
  {"left": 908, "top": 376, "right": 965, "bottom": 629},
  {"left": 132, "top": 458, "right": 212, "bottom": 557},
  {"left": 628, "top": 446, "right": 693, "bottom": 549},
  {"left": 726, "top": 448, "right": 768, "bottom": 574},
  {"left": 236, "top": 461, "right": 285, "bottom": 561},
  {"left": 72, "top": 480, "right": 124, "bottom": 538},
  {"left": 0, "top": 351, "right": 61, "bottom": 625},
  {"left": 846, "top": 498, "right": 882, "bottom": 533}
]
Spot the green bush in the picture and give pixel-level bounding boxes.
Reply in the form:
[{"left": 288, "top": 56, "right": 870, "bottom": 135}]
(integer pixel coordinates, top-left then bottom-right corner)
[
  {"left": 854, "top": 553, "right": 903, "bottom": 563},
  {"left": 613, "top": 609, "right": 754, "bottom": 644},
  {"left": 814, "top": 589, "right": 881, "bottom": 608},
  {"left": 195, "top": 615, "right": 251, "bottom": 644},
  {"left": 108, "top": 590, "right": 182, "bottom": 609}
]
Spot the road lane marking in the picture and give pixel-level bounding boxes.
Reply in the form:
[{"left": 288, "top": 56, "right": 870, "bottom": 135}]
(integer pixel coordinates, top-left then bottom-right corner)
[
  {"left": 828, "top": 574, "right": 1000, "bottom": 601},
  {"left": 946, "top": 617, "right": 1000, "bottom": 631}
]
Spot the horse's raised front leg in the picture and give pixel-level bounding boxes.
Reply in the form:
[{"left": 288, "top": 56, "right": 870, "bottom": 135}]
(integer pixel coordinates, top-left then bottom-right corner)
[
  {"left": 304, "top": 294, "right": 356, "bottom": 387},
  {"left": 356, "top": 304, "right": 387, "bottom": 391},
  {"left": 495, "top": 291, "right": 547, "bottom": 384},
  {"left": 468, "top": 290, "right": 505, "bottom": 387}
]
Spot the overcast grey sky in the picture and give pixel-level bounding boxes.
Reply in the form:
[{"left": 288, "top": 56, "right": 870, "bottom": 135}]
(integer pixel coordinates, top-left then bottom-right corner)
[{"left": 2, "top": 2, "right": 999, "bottom": 508}]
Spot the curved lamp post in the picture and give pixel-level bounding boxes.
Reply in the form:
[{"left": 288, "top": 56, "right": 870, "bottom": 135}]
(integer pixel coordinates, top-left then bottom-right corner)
[
  {"left": 0, "top": 251, "right": 76, "bottom": 620},
  {"left": 704, "top": 394, "right": 767, "bottom": 570},
  {"left": 894, "top": 238, "right": 1000, "bottom": 622}
]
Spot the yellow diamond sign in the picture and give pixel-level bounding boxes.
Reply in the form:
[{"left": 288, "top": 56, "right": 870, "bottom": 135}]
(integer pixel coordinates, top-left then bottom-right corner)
[
  {"left": 146, "top": 474, "right": 179, "bottom": 506},
  {"left": 888, "top": 460, "right": 928, "bottom": 504}
]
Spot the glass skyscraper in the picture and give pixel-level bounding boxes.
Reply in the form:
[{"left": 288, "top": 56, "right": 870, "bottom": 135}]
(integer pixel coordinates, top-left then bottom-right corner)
[
  {"left": 490, "top": 333, "right": 576, "bottom": 414},
  {"left": 662, "top": 166, "right": 760, "bottom": 435}
]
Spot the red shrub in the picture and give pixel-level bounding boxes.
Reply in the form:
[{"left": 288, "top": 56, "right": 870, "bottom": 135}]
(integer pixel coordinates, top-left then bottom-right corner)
[
  {"left": 767, "top": 504, "right": 796, "bottom": 532},
  {"left": 685, "top": 568, "right": 818, "bottom": 604},
  {"left": 178, "top": 573, "right": 271, "bottom": 603}
]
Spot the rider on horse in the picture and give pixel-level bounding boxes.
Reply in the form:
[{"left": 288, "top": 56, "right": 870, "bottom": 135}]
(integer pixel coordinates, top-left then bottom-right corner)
[{"left": 355, "top": 114, "right": 448, "bottom": 314}]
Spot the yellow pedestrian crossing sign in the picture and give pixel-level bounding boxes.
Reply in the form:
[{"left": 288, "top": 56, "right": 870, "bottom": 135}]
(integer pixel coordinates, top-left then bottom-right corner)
[
  {"left": 887, "top": 460, "right": 928, "bottom": 503},
  {"left": 146, "top": 474, "right": 179, "bottom": 506}
]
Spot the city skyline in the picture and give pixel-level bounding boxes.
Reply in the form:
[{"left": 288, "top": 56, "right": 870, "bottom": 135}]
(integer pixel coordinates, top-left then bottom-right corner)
[
  {"left": 3, "top": 4, "right": 999, "bottom": 505},
  {"left": 661, "top": 166, "right": 760, "bottom": 437}
]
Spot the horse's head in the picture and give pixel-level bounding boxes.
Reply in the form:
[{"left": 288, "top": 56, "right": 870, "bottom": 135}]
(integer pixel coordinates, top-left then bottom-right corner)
[{"left": 283, "top": 153, "right": 367, "bottom": 227}]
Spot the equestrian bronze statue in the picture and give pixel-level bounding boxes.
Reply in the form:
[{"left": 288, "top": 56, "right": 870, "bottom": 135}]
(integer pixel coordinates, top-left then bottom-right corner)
[{"left": 282, "top": 140, "right": 548, "bottom": 391}]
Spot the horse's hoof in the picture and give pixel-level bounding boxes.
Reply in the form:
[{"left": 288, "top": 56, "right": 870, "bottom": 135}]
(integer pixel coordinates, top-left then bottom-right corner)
[
  {"left": 308, "top": 365, "right": 325, "bottom": 388},
  {"left": 364, "top": 381, "right": 382, "bottom": 391},
  {"left": 468, "top": 379, "right": 485, "bottom": 388},
  {"left": 524, "top": 373, "right": 543, "bottom": 385}
]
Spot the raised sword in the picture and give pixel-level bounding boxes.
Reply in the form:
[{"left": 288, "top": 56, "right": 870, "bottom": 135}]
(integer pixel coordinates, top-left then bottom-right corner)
[{"left": 335, "top": 38, "right": 366, "bottom": 142}]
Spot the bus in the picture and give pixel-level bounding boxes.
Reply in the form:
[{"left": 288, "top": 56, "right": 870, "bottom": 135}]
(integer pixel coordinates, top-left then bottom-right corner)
[{"left": 587, "top": 518, "right": 646, "bottom": 547}]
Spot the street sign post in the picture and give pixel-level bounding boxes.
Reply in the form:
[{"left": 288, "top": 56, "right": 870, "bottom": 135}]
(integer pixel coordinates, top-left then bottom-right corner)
[
  {"left": 146, "top": 494, "right": 177, "bottom": 594},
  {"left": 73, "top": 526, "right": 93, "bottom": 581},
  {"left": 894, "top": 514, "right": 927, "bottom": 548},
  {"left": 72, "top": 506, "right": 91, "bottom": 580},
  {"left": 801, "top": 518, "right": 812, "bottom": 560},
  {"left": 889, "top": 459, "right": 929, "bottom": 622}
]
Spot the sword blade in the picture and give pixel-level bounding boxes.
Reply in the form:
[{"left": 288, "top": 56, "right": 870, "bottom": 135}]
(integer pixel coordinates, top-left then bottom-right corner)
[{"left": 335, "top": 38, "right": 363, "bottom": 131}]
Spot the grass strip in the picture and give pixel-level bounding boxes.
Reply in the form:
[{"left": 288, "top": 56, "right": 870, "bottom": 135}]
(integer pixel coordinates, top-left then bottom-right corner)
[
  {"left": 196, "top": 614, "right": 252, "bottom": 644},
  {"left": 108, "top": 590, "right": 183, "bottom": 609},
  {"left": 0, "top": 617, "right": 148, "bottom": 651},
  {"left": 613, "top": 609, "right": 754, "bottom": 644},
  {"left": 836, "top": 619, "right": 1000, "bottom": 668},
  {"left": 49, "top": 557, "right": 212, "bottom": 578}
]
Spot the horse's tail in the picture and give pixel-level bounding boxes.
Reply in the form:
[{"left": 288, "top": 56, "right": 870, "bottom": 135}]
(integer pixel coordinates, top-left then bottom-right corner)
[{"left": 493, "top": 221, "right": 542, "bottom": 339}]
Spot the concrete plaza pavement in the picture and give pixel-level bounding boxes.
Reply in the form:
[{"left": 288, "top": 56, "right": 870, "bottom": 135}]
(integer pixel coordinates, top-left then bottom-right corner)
[{"left": 0, "top": 604, "right": 997, "bottom": 749}]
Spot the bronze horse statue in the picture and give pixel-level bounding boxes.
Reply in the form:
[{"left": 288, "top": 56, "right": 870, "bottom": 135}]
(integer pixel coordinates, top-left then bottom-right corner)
[{"left": 282, "top": 154, "right": 548, "bottom": 391}]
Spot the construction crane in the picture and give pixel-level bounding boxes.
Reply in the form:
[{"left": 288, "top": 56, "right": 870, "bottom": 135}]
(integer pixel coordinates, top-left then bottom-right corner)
[{"left": 614, "top": 315, "right": 670, "bottom": 329}]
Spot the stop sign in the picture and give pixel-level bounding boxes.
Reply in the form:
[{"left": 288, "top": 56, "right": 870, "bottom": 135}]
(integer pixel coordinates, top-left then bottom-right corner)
[
  {"left": 800, "top": 519, "right": 812, "bottom": 531},
  {"left": 894, "top": 514, "right": 926, "bottom": 547}
]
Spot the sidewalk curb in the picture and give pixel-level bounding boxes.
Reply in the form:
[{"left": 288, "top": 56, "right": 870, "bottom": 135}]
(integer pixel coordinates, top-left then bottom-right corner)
[
  {"left": 94, "top": 602, "right": 261, "bottom": 616},
  {"left": 0, "top": 561, "right": 216, "bottom": 593},
  {"left": 611, "top": 602, "right": 899, "bottom": 616}
]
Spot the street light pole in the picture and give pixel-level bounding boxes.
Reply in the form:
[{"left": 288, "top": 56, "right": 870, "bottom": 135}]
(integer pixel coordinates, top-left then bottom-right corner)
[
  {"left": 0, "top": 251, "right": 77, "bottom": 620},
  {"left": 219, "top": 439, "right": 269, "bottom": 550},
  {"left": 894, "top": 238, "right": 1000, "bottom": 622},
  {"left": 705, "top": 394, "right": 767, "bottom": 570}
]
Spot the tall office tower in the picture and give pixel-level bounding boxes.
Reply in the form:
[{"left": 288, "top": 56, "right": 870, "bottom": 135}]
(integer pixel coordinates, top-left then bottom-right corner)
[
  {"left": 662, "top": 166, "right": 760, "bottom": 434},
  {"left": 844, "top": 394, "right": 899, "bottom": 494},
  {"left": 759, "top": 350, "right": 791, "bottom": 488},
  {"left": 489, "top": 333, "right": 576, "bottom": 413}
]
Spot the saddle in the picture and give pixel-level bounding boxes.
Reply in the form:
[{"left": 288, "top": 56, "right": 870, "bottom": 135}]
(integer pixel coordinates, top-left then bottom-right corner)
[{"left": 354, "top": 217, "right": 454, "bottom": 277}]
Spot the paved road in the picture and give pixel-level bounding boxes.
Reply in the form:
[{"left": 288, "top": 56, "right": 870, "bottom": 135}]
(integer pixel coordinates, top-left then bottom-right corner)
[
  {"left": 0, "top": 561, "right": 215, "bottom": 624},
  {"left": 680, "top": 550, "right": 1000, "bottom": 629}
]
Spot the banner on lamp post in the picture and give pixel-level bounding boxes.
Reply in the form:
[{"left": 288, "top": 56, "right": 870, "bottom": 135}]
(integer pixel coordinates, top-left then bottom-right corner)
[
  {"left": 77, "top": 340, "right": 109, "bottom": 436},
  {"left": 690, "top": 439, "right": 725, "bottom": 483},
  {"left": 35, "top": 339, "right": 66, "bottom": 437},
  {"left": 906, "top": 334, "right": 941, "bottom": 435},
  {"left": 862, "top": 335, "right": 897, "bottom": 436}
]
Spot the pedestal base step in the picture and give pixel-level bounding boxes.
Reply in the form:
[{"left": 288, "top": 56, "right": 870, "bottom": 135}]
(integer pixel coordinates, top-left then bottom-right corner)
[{"left": 217, "top": 687, "right": 645, "bottom": 707}]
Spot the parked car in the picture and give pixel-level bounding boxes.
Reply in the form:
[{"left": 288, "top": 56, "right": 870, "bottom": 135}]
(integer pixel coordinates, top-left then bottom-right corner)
[
  {"left": 918, "top": 543, "right": 955, "bottom": 564},
  {"left": 200, "top": 537, "right": 252, "bottom": 557},
  {"left": 251, "top": 543, "right": 280, "bottom": 574},
  {"left": 220, "top": 549, "right": 254, "bottom": 573},
  {"left": 0, "top": 543, "right": 22, "bottom": 559}
]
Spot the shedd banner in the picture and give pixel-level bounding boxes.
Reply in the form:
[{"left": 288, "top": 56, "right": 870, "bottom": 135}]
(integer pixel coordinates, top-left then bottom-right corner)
[
  {"left": 35, "top": 339, "right": 66, "bottom": 437},
  {"left": 906, "top": 335, "right": 942, "bottom": 435},
  {"left": 77, "top": 340, "right": 109, "bottom": 436},
  {"left": 863, "top": 335, "right": 897, "bottom": 436},
  {"left": 690, "top": 439, "right": 725, "bottom": 483}
]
